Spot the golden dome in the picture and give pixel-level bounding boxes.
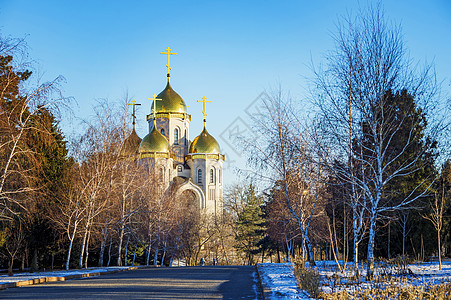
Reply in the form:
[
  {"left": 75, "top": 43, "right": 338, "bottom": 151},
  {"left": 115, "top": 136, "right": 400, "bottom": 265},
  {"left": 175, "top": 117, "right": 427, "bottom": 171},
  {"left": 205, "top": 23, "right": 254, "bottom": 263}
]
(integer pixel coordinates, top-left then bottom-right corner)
[
  {"left": 189, "top": 125, "right": 221, "bottom": 154},
  {"left": 151, "top": 80, "right": 187, "bottom": 114},
  {"left": 120, "top": 129, "right": 142, "bottom": 156},
  {"left": 139, "top": 124, "right": 170, "bottom": 153}
]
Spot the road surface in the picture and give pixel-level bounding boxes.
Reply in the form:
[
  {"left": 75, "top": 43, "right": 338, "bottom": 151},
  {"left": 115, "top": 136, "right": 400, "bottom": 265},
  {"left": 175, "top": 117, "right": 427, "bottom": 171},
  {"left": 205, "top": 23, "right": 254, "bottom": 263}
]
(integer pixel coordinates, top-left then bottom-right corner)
[{"left": 0, "top": 266, "right": 261, "bottom": 299}]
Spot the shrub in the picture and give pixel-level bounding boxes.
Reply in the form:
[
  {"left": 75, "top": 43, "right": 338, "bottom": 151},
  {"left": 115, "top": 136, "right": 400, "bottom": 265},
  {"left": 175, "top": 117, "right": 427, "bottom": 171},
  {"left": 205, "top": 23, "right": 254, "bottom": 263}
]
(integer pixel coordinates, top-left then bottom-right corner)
[{"left": 294, "top": 258, "right": 321, "bottom": 298}]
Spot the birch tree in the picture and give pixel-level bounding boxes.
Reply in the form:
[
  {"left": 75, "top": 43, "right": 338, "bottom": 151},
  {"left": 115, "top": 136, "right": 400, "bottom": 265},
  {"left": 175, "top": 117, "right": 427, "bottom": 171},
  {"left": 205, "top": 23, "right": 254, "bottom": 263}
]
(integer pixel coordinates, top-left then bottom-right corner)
[
  {"left": 312, "top": 4, "right": 443, "bottom": 277},
  {"left": 423, "top": 160, "right": 451, "bottom": 270},
  {"left": 242, "top": 90, "right": 327, "bottom": 266}
]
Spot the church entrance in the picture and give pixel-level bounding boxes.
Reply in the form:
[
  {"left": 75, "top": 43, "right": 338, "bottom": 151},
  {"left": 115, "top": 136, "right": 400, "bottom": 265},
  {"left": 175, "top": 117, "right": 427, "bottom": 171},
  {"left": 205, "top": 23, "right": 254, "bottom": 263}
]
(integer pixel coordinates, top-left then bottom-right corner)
[
  {"left": 179, "top": 190, "right": 200, "bottom": 212},
  {"left": 176, "top": 181, "right": 205, "bottom": 211}
]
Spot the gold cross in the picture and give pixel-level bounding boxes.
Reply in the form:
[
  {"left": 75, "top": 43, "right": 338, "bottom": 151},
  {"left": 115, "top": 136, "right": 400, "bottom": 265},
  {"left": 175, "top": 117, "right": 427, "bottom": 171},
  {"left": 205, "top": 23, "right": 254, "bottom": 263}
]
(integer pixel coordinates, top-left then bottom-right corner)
[
  {"left": 148, "top": 94, "right": 162, "bottom": 122},
  {"left": 160, "top": 47, "right": 177, "bottom": 77},
  {"left": 197, "top": 96, "right": 212, "bottom": 122},
  {"left": 126, "top": 99, "right": 141, "bottom": 130}
]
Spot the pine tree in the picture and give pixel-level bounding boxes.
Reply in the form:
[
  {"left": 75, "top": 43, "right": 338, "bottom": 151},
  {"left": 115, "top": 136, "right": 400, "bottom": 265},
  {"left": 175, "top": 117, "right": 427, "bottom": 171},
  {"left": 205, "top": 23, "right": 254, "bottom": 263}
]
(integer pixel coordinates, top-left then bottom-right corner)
[{"left": 235, "top": 185, "right": 265, "bottom": 265}]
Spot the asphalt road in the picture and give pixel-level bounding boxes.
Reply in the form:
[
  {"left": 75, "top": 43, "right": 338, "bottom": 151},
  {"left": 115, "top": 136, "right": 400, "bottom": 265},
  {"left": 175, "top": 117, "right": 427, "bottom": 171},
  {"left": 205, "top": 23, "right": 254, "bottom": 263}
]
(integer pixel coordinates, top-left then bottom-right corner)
[{"left": 0, "top": 266, "right": 261, "bottom": 300}]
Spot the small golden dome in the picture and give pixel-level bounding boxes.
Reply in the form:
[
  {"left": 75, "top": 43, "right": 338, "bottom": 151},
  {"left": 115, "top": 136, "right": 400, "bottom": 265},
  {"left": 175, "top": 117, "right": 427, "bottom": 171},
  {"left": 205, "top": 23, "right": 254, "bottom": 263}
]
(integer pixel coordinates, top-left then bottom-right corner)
[
  {"left": 120, "top": 129, "right": 142, "bottom": 156},
  {"left": 139, "top": 124, "right": 170, "bottom": 153},
  {"left": 189, "top": 125, "right": 220, "bottom": 154},
  {"left": 151, "top": 80, "right": 187, "bottom": 114}
]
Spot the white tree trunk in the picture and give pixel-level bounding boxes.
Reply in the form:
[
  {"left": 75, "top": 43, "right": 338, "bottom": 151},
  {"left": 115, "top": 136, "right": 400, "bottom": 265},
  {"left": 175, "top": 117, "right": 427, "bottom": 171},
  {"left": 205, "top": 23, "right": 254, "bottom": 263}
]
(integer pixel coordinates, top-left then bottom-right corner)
[
  {"left": 132, "top": 243, "right": 137, "bottom": 266},
  {"left": 84, "top": 225, "right": 92, "bottom": 269},
  {"left": 146, "top": 234, "right": 152, "bottom": 266},
  {"left": 79, "top": 223, "right": 89, "bottom": 269},
  {"left": 124, "top": 235, "right": 130, "bottom": 266},
  {"left": 65, "top": 231, "right": 76, "bottom": 271},
  {"left": 98, "top": 226, "right": 108, "bottom": 267},
  {"left": 107, "top": 237, "right": 112, "bottom": 267},
  {"left": 117, "top": 222, "right": 125, "bottom": 266},
  {"left": 366, "top": 208, "right": 377, "bottom": 277}
]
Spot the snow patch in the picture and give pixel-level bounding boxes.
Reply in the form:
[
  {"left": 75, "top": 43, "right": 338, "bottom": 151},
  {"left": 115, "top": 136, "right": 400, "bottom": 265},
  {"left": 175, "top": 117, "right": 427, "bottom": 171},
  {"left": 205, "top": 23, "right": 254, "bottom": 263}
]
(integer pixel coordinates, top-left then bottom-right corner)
[{"left": 257, "top": 263, "right": 314, "bottom": 299}]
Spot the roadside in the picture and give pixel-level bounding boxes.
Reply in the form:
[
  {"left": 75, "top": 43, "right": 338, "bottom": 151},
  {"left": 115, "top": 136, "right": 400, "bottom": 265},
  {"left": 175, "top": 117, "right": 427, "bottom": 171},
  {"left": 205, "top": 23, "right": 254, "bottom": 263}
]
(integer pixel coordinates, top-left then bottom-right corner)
[
  {"left": 0, "top": 266, "right": 139, "bottom": 290},
  {"left": 256, "top": 263, "right": 312, "bottom": 300},
  {"left": 0, "top": 266, "right": 261, "bottom": 299}
]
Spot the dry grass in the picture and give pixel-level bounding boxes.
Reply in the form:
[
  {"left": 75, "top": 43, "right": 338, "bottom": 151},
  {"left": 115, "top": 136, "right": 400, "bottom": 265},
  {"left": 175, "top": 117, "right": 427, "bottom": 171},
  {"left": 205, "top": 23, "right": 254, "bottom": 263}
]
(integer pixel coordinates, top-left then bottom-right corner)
[
  {"left": 320, "top": 281, "right": 451, "bottom": 300},
  {"left": 293, "top": 258, "right": 451, "bottom": 299}
]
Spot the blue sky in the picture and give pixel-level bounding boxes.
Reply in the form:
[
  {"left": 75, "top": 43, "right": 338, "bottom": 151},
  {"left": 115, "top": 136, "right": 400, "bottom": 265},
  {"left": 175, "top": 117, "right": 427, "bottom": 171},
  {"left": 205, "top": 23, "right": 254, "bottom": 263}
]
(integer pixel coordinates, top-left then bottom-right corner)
[{"left": 1, "top": 0, "right": 450, "bottom": 186}]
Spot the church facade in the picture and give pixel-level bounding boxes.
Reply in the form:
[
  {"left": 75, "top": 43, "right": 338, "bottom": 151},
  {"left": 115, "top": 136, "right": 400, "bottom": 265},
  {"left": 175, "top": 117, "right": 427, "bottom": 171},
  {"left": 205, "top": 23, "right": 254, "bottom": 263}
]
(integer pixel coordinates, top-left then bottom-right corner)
[{"left": 122, "top": 48, "right": 225, "bottom": 217}]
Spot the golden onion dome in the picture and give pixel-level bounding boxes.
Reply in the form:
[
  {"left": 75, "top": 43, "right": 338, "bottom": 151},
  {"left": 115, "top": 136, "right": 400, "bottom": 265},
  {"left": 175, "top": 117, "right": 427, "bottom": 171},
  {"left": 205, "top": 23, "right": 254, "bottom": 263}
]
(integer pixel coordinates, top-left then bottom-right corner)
[
  {"left": 189, "top": 125, "right": 221, "bottom": 154},
  {"left": 120, "top": 129, "right": 142, "bottom": 156},
  {"left": 139, "top": 124, "right": 170, "bottom": 153},
  {"left": 151, "top": 80, "right": 187, "bottom": 114}
]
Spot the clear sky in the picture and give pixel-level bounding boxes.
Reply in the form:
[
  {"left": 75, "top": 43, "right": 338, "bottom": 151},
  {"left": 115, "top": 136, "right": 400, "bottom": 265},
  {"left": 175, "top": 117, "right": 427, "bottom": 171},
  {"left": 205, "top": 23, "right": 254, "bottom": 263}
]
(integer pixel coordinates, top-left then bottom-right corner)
[{"left": 1, "top": 0, "right": 450, "bottom": 186}]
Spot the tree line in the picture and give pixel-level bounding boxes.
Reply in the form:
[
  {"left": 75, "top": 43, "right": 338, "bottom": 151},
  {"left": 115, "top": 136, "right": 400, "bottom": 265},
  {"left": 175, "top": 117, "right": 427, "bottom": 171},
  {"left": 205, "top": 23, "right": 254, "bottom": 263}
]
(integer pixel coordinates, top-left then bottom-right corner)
[
  {"left": 234, "top": 5, "right": 451, "bottom": 277},
  {"left": 1, "top": 4, "right": 450, "bottom": 276},
  {"left": 0, "top": 35, "right": 238, "bottom": 273}
]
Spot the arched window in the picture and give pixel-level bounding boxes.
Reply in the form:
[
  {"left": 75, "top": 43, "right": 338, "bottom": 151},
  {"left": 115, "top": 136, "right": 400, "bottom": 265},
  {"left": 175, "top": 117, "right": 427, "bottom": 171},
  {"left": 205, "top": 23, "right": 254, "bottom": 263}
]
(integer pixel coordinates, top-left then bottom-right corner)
[
  {"left": 160, "top": 128, "right": 165, "bottom": 136},
  {"left": 210, "top": 168, "right": 215, "bottom": 184},
  {"left": 184, "top": 130, "right": 187, "bottom": 145},
  {"left": 160, "top": 167, "right": 164, "bottom": 180},
  {"left": 174, "top": 128, "right": 179, "bottom": 144},
  {"left": 177, "top": 165, "right": 183, "bottom": 172},
  {"left": 197, "top": 169, "right": 202, "bottom": 184}
]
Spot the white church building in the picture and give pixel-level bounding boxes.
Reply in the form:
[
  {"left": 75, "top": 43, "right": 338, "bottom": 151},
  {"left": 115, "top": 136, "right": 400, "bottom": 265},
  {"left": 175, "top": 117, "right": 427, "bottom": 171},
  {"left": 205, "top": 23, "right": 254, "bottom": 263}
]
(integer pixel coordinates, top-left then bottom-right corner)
[{"left": 121, "top": 48, "right": 225, "bottom": 217}]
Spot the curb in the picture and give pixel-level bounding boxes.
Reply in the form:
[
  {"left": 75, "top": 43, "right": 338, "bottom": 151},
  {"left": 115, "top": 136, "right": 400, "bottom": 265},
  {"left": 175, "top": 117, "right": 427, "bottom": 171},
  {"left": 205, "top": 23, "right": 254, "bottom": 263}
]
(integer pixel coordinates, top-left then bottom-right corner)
[
  {"left": 255, "top": 264, "right": 272, "bottom": 300},
  {"left": 0, "top": 266, "right": 139, "bottom": 290}
]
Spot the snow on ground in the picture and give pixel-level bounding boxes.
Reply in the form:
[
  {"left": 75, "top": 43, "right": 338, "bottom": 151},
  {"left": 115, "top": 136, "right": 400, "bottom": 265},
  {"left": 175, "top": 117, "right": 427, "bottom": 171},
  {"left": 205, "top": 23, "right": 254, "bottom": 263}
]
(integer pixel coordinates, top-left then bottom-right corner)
[
  {"left": 257, "top": 263, "right": 314, "bottom": 300},
  {"left": 0, "top": 266, "right": 133, "bottom": 285},
  {"left": 252, "top": 271, "right": 261, "bottom": 300},
  {"left": 258, "top": 261, "right": 451, "bottom": 299},
  {"left": 2, "top": 261, "right": 449, "bottom": 298},
  {"left": 316, "top": 260, "right": 451, "bottom": 293}
]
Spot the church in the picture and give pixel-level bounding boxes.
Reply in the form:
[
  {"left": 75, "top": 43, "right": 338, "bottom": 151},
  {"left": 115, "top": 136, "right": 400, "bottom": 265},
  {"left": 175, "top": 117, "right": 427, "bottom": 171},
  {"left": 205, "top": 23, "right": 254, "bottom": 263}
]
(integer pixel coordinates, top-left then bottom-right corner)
[{"left": 121, "top": 47, "right": 225, "bottom": 217}]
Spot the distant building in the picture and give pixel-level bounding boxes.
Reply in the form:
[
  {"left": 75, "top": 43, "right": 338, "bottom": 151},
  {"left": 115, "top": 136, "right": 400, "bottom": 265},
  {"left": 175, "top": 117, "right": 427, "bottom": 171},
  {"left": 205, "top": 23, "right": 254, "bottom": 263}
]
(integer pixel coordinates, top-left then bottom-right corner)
[{"left": 121, "top": 48, "right": 224, "bottom": 217}]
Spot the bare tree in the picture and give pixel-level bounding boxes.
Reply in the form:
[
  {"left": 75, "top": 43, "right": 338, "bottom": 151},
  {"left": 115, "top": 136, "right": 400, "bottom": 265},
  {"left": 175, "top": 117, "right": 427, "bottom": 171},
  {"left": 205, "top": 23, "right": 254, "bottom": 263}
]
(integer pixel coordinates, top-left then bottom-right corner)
[
  {"left": 242, "top": 89, "right": 327, "bottom": 266},
  {"left": 50, "top": 163, "right": 86, "bottom": 271},
  {"left": 396, "top": 210, "right": 411, "bottom": 264},
  {"left": 312, "top": 4, "right": 444, "bottom": 277},
  {"left": 0, "top": 218, "right": 24, "bottom": 275},
  {"left": 0, "top": 36, "right": 66, "bottom": 221},
  {"left": 423, "top": 161, "right": 451, "bottom": 270}
]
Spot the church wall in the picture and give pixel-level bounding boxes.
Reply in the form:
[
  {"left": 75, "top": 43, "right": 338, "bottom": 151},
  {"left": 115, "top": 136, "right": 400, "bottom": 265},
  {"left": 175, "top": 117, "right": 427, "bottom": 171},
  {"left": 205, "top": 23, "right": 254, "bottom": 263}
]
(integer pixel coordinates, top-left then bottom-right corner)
[
  {"left": 206, "top": 158, "right": 223, "bottom": 218},
  {"left": 186, "top": 157, "right": 223, "bottom": 217},
  {"left": 167, "top": 116, "right": 189, "bottom": 163},
  {"left": 150, "top": 119, "right": 169, "bottom": 141},
  {"left": 175, "top": 163, "right": 190, "bottom": 178},
  {"left": 141, "top": 156, "right": 174, "bottom": 191}
]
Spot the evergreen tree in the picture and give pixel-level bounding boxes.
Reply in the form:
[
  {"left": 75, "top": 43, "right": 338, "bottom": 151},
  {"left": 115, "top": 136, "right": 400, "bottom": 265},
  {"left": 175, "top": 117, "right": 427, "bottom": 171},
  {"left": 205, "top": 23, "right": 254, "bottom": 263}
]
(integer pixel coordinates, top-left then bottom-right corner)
[
  {"left": 0, "top": 46, "right": 33, "bottom": 273},
  {"left": 440, "top": 161, "right": 451, "bottom": 258},
  {"left": 1, "top": 35, "right": 69, "bottom": 271},
  {"left": 235, "top": 185, "right": 265, "bottom": 265},
  {"left": 363, "top": 90, "right": 437, "bottom": 260},
  {"left": 24, "top": 107, "right": 71, "bottom": 270}
]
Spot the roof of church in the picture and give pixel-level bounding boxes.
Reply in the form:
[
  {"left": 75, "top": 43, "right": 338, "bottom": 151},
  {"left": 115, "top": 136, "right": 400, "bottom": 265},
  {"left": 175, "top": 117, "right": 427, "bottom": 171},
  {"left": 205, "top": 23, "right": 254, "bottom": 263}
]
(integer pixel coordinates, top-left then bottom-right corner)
[
  {"left": 120, "top": 129, "right": 142, "bottom": 156},
  {"left": 139, "top": 124, "right": 170, "bottom": 153},
  {"left": 189, "top": 124, "right": 221, "bottom": 154},
  {"left": 151, "top": 79, "right": 187, "bottom": 114}
]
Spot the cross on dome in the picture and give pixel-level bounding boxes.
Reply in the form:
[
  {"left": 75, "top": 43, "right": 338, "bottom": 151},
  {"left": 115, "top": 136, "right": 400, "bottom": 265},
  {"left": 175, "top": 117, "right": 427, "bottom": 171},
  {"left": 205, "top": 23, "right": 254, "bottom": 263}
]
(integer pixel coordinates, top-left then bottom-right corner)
[
  {"left": 148, "top": 94, "right": 162, "bottom": 124},
  {"left": 126, "top": 99, "right": 141, "bottom": 130},
  {"left": 160, "top": 47, "right": 177, "bottom": 79},
  {"left": 197, "top": 96, "right": 212, "bottom": 123}
]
